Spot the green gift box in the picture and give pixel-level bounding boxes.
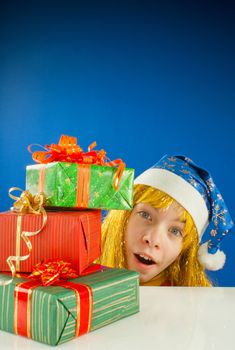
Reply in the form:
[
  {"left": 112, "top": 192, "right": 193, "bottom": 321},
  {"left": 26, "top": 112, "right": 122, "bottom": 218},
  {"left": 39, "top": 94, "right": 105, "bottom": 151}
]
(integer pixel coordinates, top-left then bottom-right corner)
[
  {"left": 26, "top": 162, "right": 134, "bottom": 210},
  {"left": 0, "top": 267, "right": 139, "bottom": 346}
]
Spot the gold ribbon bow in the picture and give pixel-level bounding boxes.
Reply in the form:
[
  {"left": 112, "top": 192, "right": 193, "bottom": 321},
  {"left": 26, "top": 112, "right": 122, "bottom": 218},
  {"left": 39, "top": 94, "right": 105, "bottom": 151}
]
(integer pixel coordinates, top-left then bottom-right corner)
[{"left": 0, "top": 188, "right": 47, "bottom": 286}]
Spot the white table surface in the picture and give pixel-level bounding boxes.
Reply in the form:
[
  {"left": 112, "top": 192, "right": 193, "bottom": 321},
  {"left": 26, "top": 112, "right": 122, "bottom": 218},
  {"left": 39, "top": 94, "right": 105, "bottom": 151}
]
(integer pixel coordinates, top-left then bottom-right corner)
[{"left": 0, "top": 286, "right": 234, "bottom": 350}]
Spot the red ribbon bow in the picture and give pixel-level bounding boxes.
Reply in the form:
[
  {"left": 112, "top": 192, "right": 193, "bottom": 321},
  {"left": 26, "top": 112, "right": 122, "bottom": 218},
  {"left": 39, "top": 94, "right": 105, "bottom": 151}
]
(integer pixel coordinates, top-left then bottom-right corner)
[
  {"left": 29, "top": 135, "right": 109, "bottom": 165},
  {"left": 28, "top": 259, "right": 78, "bottom": 286},
  {"left": 28, "top": 135, "right": 126, "bottom": 190}
]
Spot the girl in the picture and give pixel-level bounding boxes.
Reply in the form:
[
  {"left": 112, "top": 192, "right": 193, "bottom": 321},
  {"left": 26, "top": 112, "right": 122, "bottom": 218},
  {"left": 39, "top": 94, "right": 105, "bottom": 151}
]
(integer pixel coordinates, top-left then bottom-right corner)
[{"left": 99, "top": 155, "right": 233, "bottom": 286}]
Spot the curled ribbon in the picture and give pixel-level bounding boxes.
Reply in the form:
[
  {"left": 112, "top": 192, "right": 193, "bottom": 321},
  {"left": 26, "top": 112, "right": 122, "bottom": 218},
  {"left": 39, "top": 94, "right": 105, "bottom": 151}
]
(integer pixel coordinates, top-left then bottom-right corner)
[
  {"left": 0, "top": 188, "right": 47, "bottom": 286},
  {"left": 28, "top": 259, "right": 78, "bottom": 286},
  {"left": 28, "top": 135, "right": 126, "bottom": 190}
]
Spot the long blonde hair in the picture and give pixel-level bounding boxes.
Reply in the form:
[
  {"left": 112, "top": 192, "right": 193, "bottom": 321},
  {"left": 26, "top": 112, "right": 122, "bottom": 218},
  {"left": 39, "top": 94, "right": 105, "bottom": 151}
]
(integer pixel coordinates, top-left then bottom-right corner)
[{"left": 99, "top": 184, "right": 212, "bottom": 286}]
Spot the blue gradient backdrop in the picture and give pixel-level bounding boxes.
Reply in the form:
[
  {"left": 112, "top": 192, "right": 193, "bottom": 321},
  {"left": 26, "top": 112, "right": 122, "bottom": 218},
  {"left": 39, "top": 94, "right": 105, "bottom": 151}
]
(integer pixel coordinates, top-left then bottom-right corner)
[{"left": 0, "top": 1, "right": 234, "bottom": 286}]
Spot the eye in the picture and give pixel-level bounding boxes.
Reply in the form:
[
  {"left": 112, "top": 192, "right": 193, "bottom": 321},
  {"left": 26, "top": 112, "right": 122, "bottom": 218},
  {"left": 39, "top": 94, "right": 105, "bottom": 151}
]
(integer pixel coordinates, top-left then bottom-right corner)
[
  {"left": 138, "top": 211, "right": 152, "bottom": 221},
  {"left": 169, "top": 227, "right": 183, "bottom": 237}
]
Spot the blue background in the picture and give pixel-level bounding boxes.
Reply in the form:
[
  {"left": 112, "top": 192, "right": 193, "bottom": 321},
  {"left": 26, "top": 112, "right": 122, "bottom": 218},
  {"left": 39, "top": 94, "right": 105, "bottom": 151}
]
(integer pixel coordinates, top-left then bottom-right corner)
[{"left": 0, "top": 1, "right": 234, "bottom": 286}]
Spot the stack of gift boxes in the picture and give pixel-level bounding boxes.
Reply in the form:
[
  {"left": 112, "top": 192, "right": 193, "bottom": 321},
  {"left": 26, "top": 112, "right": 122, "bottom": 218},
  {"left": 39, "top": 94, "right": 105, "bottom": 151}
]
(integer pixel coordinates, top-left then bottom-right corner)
[{"left": 0, "top": 135, "right": 139, "bottom": 346}]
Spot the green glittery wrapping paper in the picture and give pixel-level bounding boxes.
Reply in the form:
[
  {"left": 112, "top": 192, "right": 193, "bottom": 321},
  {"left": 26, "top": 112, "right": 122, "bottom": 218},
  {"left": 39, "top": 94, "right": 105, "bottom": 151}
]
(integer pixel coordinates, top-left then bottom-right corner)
[
  {"left": 26, "top": 162, "right": 134, "bottom": 210},
  {"left": 0, "top": 268, "right": 139, "bottom": 346}
]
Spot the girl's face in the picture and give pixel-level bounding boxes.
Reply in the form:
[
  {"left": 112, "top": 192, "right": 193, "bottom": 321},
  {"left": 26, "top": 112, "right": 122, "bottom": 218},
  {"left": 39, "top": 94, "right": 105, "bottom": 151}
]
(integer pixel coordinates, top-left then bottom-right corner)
[{"left": 124, "top": 202, "right": 185, "bottom": 283}]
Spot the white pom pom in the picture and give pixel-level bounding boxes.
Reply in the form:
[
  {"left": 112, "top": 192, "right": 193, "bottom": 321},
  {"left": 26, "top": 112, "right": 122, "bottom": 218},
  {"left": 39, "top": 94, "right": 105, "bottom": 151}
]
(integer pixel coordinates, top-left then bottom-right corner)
[{"left": 198, "top": 242, "right": 226, "bottom": 271}]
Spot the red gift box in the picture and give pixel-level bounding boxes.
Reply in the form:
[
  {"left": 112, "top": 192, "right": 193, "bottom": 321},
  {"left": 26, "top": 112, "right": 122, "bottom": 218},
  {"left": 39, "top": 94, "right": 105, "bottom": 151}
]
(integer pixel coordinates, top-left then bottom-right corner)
[{"left": 0, "top": 210, "right": 101, "bottom": 274}]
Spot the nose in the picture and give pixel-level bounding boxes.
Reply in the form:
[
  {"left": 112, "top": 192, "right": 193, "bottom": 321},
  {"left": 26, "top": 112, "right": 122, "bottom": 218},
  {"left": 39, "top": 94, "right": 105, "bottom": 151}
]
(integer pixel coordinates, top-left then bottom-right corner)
[{"left": 142, "top": 225, "right": 163, "bottom": 248}]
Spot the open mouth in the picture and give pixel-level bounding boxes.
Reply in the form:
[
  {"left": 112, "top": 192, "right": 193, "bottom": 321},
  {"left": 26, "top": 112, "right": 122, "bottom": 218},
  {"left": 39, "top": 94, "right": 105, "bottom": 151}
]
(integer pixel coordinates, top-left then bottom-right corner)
[{"left": 134, "top": 253, "right": 156, "bottom": 266}]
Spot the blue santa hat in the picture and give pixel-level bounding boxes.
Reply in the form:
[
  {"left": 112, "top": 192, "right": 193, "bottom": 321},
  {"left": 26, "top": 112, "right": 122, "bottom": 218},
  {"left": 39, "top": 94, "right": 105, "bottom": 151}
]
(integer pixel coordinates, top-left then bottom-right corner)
[{"left": 134, "top": 155, "right": 234, "bottom": 271}]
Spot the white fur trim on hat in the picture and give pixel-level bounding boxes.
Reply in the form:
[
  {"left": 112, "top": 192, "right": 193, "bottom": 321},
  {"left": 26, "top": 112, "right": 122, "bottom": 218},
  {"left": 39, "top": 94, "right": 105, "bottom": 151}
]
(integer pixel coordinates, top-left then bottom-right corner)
[
  {"left": 134, "top": 168, "right": 209, "bottom": 238},
  {"left": 198, "top": 242, "right": 226, "bottom": 271}
]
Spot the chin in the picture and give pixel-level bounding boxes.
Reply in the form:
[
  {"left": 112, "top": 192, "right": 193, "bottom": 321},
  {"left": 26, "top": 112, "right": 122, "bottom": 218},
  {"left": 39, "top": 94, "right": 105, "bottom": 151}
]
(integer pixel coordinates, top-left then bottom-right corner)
[{"left": 139, "top": 275, "right": 152, "bottom": 284}]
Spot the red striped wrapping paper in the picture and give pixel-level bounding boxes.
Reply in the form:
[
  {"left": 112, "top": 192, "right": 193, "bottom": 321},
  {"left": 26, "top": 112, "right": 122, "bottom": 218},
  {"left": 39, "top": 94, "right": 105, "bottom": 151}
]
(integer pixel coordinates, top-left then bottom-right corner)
[{"left": 0, "top": 210, "right": 101, "bottom": 274}]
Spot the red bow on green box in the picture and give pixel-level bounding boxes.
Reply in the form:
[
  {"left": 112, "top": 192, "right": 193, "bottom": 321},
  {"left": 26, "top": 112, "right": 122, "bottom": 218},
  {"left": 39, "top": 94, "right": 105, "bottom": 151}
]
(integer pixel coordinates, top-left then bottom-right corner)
[{"left": 28, "top": 134, "right": 125, "bottom": 190}]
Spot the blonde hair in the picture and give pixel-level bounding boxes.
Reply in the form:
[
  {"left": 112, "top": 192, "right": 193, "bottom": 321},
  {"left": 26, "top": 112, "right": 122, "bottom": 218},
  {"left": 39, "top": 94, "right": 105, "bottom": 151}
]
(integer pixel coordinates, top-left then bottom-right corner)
[{"left": 99, "top": 184, "right": 212, "bottom": 287}]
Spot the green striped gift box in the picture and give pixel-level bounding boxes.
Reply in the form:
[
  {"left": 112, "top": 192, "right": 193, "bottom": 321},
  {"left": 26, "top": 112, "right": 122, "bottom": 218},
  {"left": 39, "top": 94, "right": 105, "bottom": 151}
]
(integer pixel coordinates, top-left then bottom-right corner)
[{"left": 0, "top": 268, "right": 139, "bottom": 346}]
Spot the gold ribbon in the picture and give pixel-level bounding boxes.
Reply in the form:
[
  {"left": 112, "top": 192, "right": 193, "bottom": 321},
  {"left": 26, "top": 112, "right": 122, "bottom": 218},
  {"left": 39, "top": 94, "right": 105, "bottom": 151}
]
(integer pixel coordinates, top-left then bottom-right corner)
[{"left": 0, "top": 188, "right": 47, "bottom": 286}]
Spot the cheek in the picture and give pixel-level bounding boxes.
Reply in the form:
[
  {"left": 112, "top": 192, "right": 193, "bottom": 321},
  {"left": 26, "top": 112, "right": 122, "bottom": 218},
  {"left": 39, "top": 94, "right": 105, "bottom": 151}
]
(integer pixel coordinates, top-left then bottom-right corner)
[
  {"left": 172, "top": 242, "right": 183, "bottom": 260},
  {"left": 165, "top": 239, "right": 182, "bottom": 259},
  {"left": 125, "top": 220, "right": 142, "bottom": 247},
  {"left": 125, "top": 225, "right": 135, "bottom": 245}
]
